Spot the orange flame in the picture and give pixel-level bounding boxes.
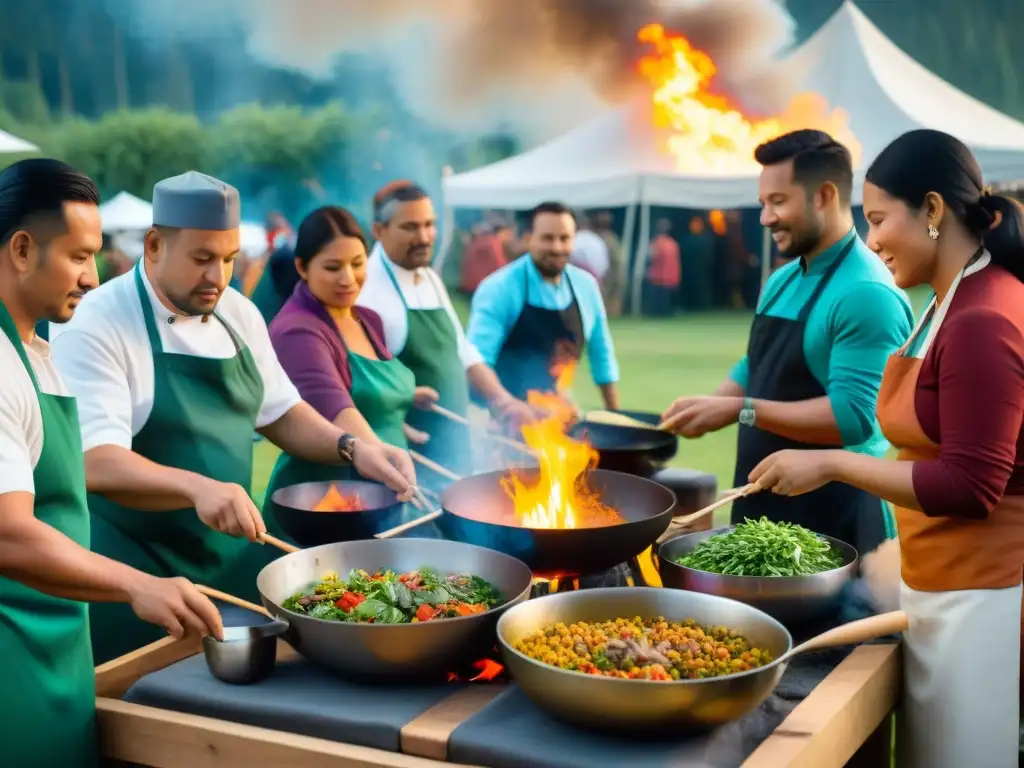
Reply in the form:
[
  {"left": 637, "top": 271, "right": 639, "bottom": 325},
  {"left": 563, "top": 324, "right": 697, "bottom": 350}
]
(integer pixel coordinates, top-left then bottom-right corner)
[
  {"left": 312, "top": 485, "right": 364, "bottom": 512},
  {"left": 501, "top": 361, "right": 622, "bottom": 530},
  {"left": 637, "top": 24, "right": 862, "bottom": 173},
  {"left": 470, "top": 659, "right": 505, "bottom": 681},
  {"left": 708, "top": 209, "right": 727, "bottom": 236}
]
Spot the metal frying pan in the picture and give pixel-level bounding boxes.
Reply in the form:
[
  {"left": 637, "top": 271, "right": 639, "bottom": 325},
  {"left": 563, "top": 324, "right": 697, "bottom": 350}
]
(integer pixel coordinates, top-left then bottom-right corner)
[
  {"left": 440, "top": 469, "right": 676, "bottom": 578},
  {"left": 569, "top": 410, "right": 678, "bottom": 476},
  {"left": 256, "top": 538, "right": 534, "bottom": 681},
  {"left": 497, "top": 586, "right": 908, "bottom": 732},
  {"left": 269, "top": 480, "right": 408, "bottom": 547}
]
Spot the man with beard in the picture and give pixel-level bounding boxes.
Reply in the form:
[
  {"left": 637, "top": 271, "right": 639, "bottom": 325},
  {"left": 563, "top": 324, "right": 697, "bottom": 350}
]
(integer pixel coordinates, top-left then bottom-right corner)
[
  {"left": 357, "top": 181, "right": 533, "bottom": 484},
  {"left": 468, "top": 202, "right": 620, "bottom": 410},
  {"left": 0, "top": 160, "right": 223, "bottom": 767},
  {"left": 660, "top": 131, "right": 913, "bottom": 554},
  {"left": 50, "top": 172, "right": 417, "bottom": 663}
]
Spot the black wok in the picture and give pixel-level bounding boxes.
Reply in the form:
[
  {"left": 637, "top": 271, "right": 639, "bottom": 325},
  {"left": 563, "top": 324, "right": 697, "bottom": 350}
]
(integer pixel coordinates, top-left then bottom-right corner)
[
  {"left": 256, "top": 538, "right": 533, "bottom": 681},
  {"left": 569, "top": 410, "right": 678, "bottom": 477},
  {"left": 270, "top": 479, "right": 406, "bottom": 546},
  {"left": 440, "top": 469, "right": 676, "bottom": 577}
]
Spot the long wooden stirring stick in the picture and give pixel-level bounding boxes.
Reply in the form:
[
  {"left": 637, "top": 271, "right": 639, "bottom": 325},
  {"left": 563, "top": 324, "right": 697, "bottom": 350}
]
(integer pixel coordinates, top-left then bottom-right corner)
[
  {"left": 408, "top": 450, "right": 464, "bottom": 483},
  {"left": 375, "top": 510, "right": 444, "bottom": 539},
  {"left": 429, "top": 404, "right": 535, "bottom": 456},
  {"left": 195, "top": 584, "right": 273, "bottom": 618},
  {"left": 258, "top": 533, "right": 300, "bottom": 554},
  {"left": 659, "top": 483, "right": 761, "bottom": 541}
]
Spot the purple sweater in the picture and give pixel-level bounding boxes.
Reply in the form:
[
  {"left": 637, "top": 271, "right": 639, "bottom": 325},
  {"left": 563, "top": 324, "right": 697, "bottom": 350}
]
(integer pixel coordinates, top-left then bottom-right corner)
[{"left": 269, "top": 282, "right": 393, "bottom": 421}]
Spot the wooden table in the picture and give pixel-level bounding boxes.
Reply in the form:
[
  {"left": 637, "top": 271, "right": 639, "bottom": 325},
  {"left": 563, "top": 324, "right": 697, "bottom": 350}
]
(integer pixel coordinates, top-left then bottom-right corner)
[{"left": 95, "top": 634, "right": 900, "bottom": 768}]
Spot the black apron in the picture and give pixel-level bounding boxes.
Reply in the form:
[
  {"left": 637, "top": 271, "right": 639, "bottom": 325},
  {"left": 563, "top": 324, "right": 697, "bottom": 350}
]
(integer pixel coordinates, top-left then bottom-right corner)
[
  {"left": 731, "top": 239, "right": 888, "bottom": 554},
  {"left": 493, "top": 266, "right": 585, "bottom": 400}
]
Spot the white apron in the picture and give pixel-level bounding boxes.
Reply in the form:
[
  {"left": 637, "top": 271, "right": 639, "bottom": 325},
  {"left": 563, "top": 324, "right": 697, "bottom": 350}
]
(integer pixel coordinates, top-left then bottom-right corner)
[{"left": 877, "top": 252, "right": 1022, "bottom": 767}]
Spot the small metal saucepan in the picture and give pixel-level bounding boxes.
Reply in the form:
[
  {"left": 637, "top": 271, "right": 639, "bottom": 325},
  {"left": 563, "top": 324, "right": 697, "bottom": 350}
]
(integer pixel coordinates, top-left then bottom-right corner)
[{"left": 196, "top": 586, "right": 289, "bottom": 685}]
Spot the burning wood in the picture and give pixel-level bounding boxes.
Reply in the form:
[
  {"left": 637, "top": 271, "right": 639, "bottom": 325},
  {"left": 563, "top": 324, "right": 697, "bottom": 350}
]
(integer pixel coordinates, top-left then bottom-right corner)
[
  {"left": 312, "top": 485, "right": 365, "bottom": 513},
  {"left": 637, "top": 23, "right": 861, "bottom": 173}
]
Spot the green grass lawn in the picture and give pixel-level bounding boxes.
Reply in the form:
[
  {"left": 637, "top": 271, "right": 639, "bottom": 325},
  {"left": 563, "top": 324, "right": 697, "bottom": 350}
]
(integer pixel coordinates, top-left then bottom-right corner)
[{"left": 252, "top": 289, "right": 928, "bottom": 508}]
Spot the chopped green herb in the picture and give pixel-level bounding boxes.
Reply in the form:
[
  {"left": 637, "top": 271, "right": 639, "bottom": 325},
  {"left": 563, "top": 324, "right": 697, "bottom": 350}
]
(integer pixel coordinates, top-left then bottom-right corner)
[{"left": 675, "top": 517, "right": 844, "bottom": 577}]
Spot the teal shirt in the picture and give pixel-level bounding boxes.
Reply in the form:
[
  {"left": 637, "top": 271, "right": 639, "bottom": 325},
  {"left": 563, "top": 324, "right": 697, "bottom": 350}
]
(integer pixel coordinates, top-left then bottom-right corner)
[{"left": 730, "top": 230, "right": 913, "bottom": 458}]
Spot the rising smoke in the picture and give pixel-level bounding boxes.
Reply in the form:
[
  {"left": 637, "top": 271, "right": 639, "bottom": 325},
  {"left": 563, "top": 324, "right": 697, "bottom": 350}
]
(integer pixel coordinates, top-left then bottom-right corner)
[{"left": 111, "top": 0, "right": 803, "bottom": 141}]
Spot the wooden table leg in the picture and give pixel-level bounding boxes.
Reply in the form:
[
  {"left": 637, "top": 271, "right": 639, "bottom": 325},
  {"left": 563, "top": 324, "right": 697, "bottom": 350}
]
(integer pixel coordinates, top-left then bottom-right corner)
[{"left": 846, "top": 710, "right": 894, "bottom": 767}]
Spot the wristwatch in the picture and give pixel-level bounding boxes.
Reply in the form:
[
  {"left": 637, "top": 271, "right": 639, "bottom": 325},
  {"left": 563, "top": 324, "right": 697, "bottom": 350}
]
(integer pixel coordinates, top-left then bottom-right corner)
[
  {"left": 337, "top": 433, "right": 358, "bottom": 462},
  {"left": 738, "top": 397, "right": 756, "bottom": 427}
]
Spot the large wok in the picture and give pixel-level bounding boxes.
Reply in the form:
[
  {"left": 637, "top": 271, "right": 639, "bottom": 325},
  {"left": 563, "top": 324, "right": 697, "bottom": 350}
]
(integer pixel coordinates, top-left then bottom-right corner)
[
  {"left": 658, "top": 527, "right": 859, "bottom": 625},
  {"left": 569, "top": 409, "right": 678, "bottom": 476},
  {"left": 256, "top": 538, "right": 533, "bottom": 681},
  {"left": 440, "top": 468, "right": 676, "bottom": 577},
  {"left": 497, "top": 587, "right": 907, "bottom": 732}
]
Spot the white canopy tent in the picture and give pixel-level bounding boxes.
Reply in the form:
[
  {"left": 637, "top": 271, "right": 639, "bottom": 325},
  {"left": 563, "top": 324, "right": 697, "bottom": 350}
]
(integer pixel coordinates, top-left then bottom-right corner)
[
  {"left": 100, "top": 191, "right": 153, "bottom": 233},
  {"left": 440, "top": 1, "right": 1024, "bottom": 310},
  {"left": 0, "top": 128, "right": 38, "bottom": 155}
]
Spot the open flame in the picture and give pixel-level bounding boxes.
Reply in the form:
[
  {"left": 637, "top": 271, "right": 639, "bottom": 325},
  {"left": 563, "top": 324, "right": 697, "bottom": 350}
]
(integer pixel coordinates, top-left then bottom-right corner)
[
  {"left": 501, "top": 361, "right": 623, "bottom": 530},
  {"left": 447, "top": 658, "right": 505, "bottom": 683},
  {"left": 637, "top": 23, "right": 862, "bottom": 173},
  {"left": 312, "top": 485, "right": 364, "bottom": 513}
]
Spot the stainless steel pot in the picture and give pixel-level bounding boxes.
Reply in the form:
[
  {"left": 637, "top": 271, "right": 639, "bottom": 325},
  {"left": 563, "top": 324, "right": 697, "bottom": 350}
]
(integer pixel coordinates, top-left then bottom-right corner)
[{"left": 657, "top": 526, "right": 858, "bottom": 625}]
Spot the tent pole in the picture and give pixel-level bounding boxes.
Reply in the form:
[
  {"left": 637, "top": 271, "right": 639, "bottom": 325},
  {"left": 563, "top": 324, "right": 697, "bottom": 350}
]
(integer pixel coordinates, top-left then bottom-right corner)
[
  {"left": 435, "top": 165, "right": 455, "bottom": 273},
  {"left": 619, "top": 200, "right": 638, "bottom": 308},
  {"left": 760, "top": 226, "right": 772, "bottom": 287},
  {"left": 630, "top": 188, "right": 652, "bottom": 317}
]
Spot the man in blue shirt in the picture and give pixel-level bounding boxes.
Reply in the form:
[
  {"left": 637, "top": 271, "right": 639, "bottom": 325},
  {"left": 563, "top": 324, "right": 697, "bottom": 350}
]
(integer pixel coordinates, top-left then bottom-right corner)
[
  {"left": 661, "top": 130, "right": 914, "bottom": 554},
  {"left": 468, "top": 202, "right": 620, "bottom": 410}
]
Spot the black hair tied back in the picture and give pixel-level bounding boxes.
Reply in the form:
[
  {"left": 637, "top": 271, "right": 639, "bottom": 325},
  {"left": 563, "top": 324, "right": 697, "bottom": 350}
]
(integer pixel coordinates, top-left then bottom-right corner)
[
  {"left": 975, "top": 192, "right": 1024, "bottom": 279},
  {"left": 866, "top": 129, "right": 1024, "bottom": 281}
]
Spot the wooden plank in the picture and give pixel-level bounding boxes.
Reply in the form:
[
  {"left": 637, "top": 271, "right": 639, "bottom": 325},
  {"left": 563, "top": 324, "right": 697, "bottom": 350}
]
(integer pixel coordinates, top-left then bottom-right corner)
[
  {"left": 743, "top": 644, "right": 901, "bottom": 768},
  {"left": 400, "top": 686, "right": 509, "bottom": 760},
  {"left": 96, "top": 698, "right": 480, "bottom": 768},
  {"left": 95, "top": 636, "right": 201, "bottom": 699}
]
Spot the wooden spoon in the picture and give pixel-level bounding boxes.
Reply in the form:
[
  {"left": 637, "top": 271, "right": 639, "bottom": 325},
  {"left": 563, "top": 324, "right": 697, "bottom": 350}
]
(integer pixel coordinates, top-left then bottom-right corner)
[{"left": 658, "top": 484, "right": 760, "bottom": 542}]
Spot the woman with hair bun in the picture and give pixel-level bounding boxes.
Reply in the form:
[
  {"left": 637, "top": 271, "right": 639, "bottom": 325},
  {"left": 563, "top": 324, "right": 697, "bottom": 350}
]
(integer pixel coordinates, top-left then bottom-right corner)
[{"left": 749, "top": 129, "right": 1024, "bottom": 767}]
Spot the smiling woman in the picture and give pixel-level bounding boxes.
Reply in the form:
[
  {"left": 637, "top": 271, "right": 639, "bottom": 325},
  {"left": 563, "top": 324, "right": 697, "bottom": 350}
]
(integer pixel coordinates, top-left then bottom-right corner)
[{"left": 261, "top": 206, "right": 429, "bottom": 533}]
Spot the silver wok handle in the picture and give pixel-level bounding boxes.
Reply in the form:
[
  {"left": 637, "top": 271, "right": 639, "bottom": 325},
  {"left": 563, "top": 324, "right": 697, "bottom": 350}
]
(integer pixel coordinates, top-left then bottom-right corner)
[{"left": 779, "top": 610, "right": 909, "bottom": 664}]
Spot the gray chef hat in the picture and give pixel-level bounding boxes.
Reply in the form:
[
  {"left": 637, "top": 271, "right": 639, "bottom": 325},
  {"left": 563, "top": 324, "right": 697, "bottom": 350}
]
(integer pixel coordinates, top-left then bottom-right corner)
[{"left": 152, "top": 171, "right": 240, "bottom": 231}]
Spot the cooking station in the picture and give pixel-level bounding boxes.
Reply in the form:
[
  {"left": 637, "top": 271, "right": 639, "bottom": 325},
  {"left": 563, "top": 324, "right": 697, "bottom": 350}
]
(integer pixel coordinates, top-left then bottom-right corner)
[
  {"left": 96, "top": 590, "right": 900, "bottom": 768},
  {"left": 96, "top": 413, "right": 902, "bottom": 767}
]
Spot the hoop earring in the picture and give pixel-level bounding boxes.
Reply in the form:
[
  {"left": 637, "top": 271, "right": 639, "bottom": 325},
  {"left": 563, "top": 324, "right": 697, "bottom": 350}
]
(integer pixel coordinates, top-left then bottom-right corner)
[{"left": 928, "top": 224, "right": 940, "bottom": 240}]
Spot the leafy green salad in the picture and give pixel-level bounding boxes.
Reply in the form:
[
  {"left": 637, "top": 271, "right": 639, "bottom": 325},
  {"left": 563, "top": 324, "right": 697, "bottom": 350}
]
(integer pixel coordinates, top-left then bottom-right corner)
[{"left": 281, "top": 567, "right": 504, "bottom": 624}]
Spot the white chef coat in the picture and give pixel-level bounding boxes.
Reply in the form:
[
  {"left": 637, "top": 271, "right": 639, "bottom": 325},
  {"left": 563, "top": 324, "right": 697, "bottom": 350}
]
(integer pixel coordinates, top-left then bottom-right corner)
[
  {"left": 356, "top": 243, "right": 483, "bottom": 371},
  {"left": 0, "top": 333, "right": 70, "bottom": 495},
  {"left": 48, "top": 266, "right": 301, "bottom": 452},
  {"left": 571, "top": 229, "right": 610, "bottom": 279}
]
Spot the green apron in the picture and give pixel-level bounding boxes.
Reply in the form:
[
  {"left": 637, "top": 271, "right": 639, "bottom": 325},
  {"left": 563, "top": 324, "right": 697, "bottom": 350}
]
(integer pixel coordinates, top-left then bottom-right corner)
[
  {"left": 382, "top": 258, "right": 472, "bottom": 488},
  {"left": 0, "top": 302, "right": 97, "bottom": 767},
  {"left": 263, "top": 344, "right": 415, "bottom": 521},
  {"left": 89, "top": 264, "right": 277, "bottom": 664},
  {"left": 250, "top": 264, "right": 282, "bottom": 325}
]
